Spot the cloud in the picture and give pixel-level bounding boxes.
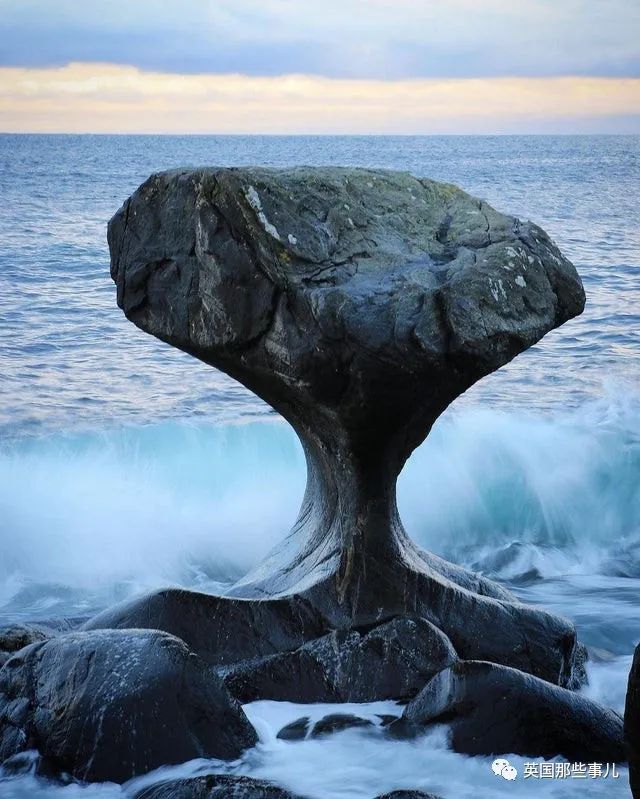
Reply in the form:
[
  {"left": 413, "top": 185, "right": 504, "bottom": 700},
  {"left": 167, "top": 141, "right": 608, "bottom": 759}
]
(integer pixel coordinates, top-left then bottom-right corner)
[
  {"left": 0, "top": 0, "right": 638, "bottom": 79},
  {"left": 1, "top": 63, "right": 638, "bottom": 134}
]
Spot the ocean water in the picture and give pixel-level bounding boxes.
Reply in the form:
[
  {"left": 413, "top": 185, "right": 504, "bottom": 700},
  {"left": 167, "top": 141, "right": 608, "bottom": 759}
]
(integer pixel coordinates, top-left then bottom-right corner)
[{"left": 0, "top": 134, "right": 639, "bottom": 798}]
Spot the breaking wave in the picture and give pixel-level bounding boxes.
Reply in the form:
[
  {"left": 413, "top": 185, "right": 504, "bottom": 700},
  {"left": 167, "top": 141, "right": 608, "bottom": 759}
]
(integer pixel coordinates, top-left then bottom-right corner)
[{"left": 0, "top": 390, "right": 638, "bottom": 620}]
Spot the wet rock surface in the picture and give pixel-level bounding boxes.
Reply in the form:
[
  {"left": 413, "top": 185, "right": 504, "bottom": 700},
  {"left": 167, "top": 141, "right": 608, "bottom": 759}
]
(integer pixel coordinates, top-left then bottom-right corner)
[
  {"left": 133, "top": 775, "right": 304, "bottom": 799},
  {"left": 0, "top": 624, "right": 50, "bottom": 655},
  {"left": 402, "top": 660, "right": 625, "bottom": 762},
  {"left": 375, "top": 793, "right": 443, "bottom": 799},
  {"left": 83, "top": 588, "right": 327, "bottom": 667},
  {"left": 133, "top": 776, "right": 444, "bottom": 799},
  {"left": 0, "top": 620, "right": 85, "bottom": 666},
  {"left": 103, "top": 166, "right": 586, "bottom": 692},
  {"left": 276, "top": 712, "right": 399, "bottom": 742},
  {"left": 0, "top": 749, "right": 62, "bottom": 781},
  {"left": 223, "top": 617, "right": 456, "bottom": 703},
  {"left": 7, "top": 165, "right": 587, "bottom": 786},
  {"left": 625, "top": 645, "right": 640, "bottom": 797},
  {"left": 276, "top": 716, "right": 311, "bottom": 741},
  {"left": 0, "top": 629, "right": 256, "bottom": 783},
  {"left": 310, "top": 713, "right": 375, "bottom": 737}
]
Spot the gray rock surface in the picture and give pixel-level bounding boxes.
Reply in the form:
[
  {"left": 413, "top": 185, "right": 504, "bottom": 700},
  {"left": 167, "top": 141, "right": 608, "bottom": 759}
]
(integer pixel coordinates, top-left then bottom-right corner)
[
  {"left": 223, "top": 617, "right": 456, "bottom": 702},
  {"left": 0, "top": 629, "right": 256, "bottom": 783},
  {"left": 0, "top": 620, "right": 84, "bottom": 669},
  {"left": 310, "top": 713, "right": 374, "bottom": 737},
  {"left": 0, "top": 625, "right": 50, "bottom": 655},
  {"left": 101, "top": 166, "right": 586, "bottom": 691},
  {"left": 402, "top": 660, "right": 625, "bottom": 762},
  {"left": 276, "top": 716, "right": 311, "bottom": 741},
  {"left": 132, "top": 775, "right": 442, "bottom": 799},
  {"left": 133, "top": 775, "right": 304, "bottom": 799},
  {"left": 625, "top": 645, "right": 640, "bottom": 797},
  {"left": 375, "top": 793, "right": 443, "bottom": 799},
  {"left": 0, "top": 620, "right": 84, "bottom": 662}
]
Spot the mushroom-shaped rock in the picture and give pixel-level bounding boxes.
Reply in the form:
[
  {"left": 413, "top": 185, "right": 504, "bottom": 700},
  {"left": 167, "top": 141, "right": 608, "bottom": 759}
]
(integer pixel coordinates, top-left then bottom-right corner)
[
  {"left": 100, "top": 167, "right": 586, "bottom": 688},
  {"left": 0, "top": 629, "right": 257, "bottom": 783}
]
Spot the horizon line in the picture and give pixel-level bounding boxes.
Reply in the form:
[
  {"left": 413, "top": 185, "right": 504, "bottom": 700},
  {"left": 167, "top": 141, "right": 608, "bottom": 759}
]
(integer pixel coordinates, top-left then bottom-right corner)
[{"left": 3, "top": 131, "right": 640, "bottom": 137}]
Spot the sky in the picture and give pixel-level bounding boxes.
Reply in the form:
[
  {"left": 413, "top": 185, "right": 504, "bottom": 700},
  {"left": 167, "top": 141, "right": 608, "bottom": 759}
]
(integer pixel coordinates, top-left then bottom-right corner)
[{"left": 0, "top": 0, "right": 639, "bottom": 134}]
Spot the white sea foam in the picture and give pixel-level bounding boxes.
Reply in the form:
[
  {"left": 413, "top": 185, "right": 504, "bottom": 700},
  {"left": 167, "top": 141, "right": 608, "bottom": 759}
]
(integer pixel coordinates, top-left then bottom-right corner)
[
  {"left": 0, "top": 391, "right": 638, "bottom": 616},
  {"left": 4, "top": 699, "right": 626, "bottom": 799},
  {"left": 0, "top": 397, "right": 638, "bottom": 797},
  {"left": 0, "top": 420, "right": 304, "bottom": 617}
]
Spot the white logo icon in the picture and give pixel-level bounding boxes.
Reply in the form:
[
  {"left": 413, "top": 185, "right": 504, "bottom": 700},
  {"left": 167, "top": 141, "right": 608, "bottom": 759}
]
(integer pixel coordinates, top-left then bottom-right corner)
[{"left": 492, "top": 758, "right": 518, "bottom": 781}]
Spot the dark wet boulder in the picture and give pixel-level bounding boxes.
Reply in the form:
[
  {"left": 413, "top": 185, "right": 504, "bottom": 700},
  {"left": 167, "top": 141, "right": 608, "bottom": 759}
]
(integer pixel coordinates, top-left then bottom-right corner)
[
  {"left": 0, "top": 629, "right": 257, "bottom": 783},
  {"left": 84, "top": 588, "right": 328, "bottom": 667},
  {"left": 0, "top": 624, "right": 50, "bottom": 657},
  {"left": 104, "top": 166, "right": 586, "bottom": 687},
  {"left": 375, "top": 793, "right": 443, "bottom": 799},
  {"left": 0, "top": 619, "right": 85, "bottom": 664},
  {"left": 132, "top": 775, "right": 442, "bottom": 799},
  {"left": 133, "top": 774, "right": 305, "bottom": 799},
  {"left": 625, "top": 645, "right": 640, "bottom": 797},
  {"left": 310, "top": 713, "right": 374, "bottom": 737},
  {"left": 276, "top": 716, "right": 311, "bottom": 741},
  {"left": 402, "top": 660, "right": 625, "bottom": 762},
  {"left": 223, "top": 618, "right": 456, "bottom": 703},
  {"left": 277, "top": 712, "right": 399, "bottom": 742},
  {"left": 0, "top": 749, "right": 61, "bottom": 781},
  {"left": 377, "top": 714, "right": 399, "bottom": 726}
]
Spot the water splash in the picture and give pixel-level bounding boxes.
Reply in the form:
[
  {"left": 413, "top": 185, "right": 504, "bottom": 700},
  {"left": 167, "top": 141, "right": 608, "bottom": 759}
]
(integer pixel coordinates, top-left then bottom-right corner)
[
  {"left": 0, "top": 420, "right": 304, "bottom": 619},
  {"left": 1, "top": 392, "right": 639, "bottom": 621},
  {"left": 401, "top": 386, "right": 640, "bottom": 578}
]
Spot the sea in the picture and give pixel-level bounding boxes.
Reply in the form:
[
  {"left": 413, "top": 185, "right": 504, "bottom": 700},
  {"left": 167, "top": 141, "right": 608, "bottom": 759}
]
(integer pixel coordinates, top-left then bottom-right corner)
[{"left": 0, "top": 134, "right": 639, "bottom": 797}]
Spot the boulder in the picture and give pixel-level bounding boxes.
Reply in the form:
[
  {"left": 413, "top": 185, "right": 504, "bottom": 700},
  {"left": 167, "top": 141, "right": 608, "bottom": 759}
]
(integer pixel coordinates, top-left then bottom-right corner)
[
  {"left": 0, "top": 619, "right": 84, "bottom": 664},
  {"left": 0, "top": 629, "right": 257, "bottom": 783},
  {"left": 132, "top": 775, "right": 442, "bottom": 799},
  {"left": 102, "top": 166, "right": 586, "bottom": 687},
  {"left": 0, "top": 749, "right": 61, "bottom": 780},
  {"left": 625, "top": 645, "right": 640, "bottom": 797},
  {"left": 223, "top": 618, "right": 456, "bottom": 702},
  {"left": 401, "top": 660, "right": 625, "bottom": 762},
  {"left": 277, "top": 712, "right": 399, "bottom": 742},
  {"left": 85, "top": 588, "right": 327, "bottom": 667},
  {"left": 310, "top": 713, "right": 374, "bottom": 737},
  {"left": 375, "top": 793, "right": 443, "bottom": 799},
  {"left": 0, "top": 624, "right": 50, "bottom": 654},
  {"left": 276, "top": 717, "right": 310, "bottom": 741},
  {"left": 133, "top": 775, "right": 304, "bottom": 799}
]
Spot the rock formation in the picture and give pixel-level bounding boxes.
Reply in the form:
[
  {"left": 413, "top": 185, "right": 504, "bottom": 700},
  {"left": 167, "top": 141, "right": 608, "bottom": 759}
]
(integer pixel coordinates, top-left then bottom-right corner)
[
  {"left": 134, "top": 775, "right": 305, "bottom": 799},
  {"left": 626, "top": 645, "right": 640, "bottom": 797},
  {"left": 133, "top": 776, "right": 443, "bottom": 799},
  {"left": 0, "top": 629, "right": 256, "bottom": 782},
  {"left": 223, "top": 617, "right": 456, "bottom": 702},
  {"left": 376, "top": 794, "right": 442, "bottom": 799},
  {"left": 310, "top": 713, "right": 375, "bottom": 737},
  {"left": 98, "top": 166, "right": 586, "bottom": 690},
  {"left": 398, "top": 660, "right": 624, "bottom": 761},
  {"left": 0, "top": 620, "right": 80, "bottom": 667}
]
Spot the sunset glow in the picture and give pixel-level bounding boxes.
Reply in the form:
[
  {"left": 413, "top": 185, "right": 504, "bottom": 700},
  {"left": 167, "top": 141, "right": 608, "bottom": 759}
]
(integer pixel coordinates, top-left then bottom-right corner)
[{"left": 2, "top": 64, "right": 639, "bottom": 134}]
